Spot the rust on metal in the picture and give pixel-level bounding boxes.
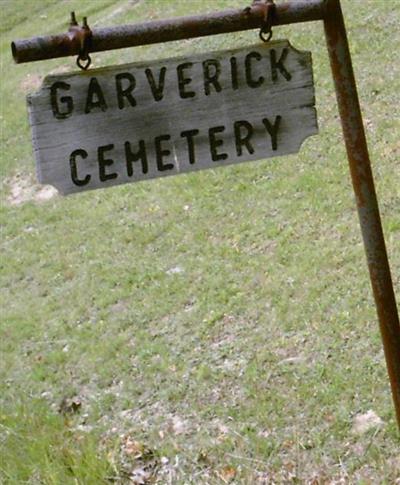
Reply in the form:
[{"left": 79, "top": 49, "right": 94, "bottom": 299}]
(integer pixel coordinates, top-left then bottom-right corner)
[
  {"left": 244, "top": 0, "right": 276, "bottom": 42},
  {"left": 323, "top": 0, "right": 400, "bottom": 428},
  {"left": 68, "top": 13, "right": 93, "bottom": 70},
  {"left": 11, "top": 0, "right": 325, "bottom": 64},
  {"left": 258, "top": 0, "right": 276, "bottom": 42}
]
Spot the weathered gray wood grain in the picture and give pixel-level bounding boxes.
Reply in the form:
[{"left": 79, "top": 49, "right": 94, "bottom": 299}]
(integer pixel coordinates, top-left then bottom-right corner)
[{"left": 28, "top": 40, "right": 318, "bottom": 195}]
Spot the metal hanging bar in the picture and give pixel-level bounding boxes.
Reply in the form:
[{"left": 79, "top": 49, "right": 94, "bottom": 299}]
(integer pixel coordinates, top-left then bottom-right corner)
[{"left": 11, "top": 0, "right": 325, "bottom": 64}]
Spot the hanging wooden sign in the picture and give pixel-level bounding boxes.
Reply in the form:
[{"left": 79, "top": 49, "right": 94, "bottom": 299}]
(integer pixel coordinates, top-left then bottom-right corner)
[{"left": 28, "top": 40, "right": 317, "bottom": 195}]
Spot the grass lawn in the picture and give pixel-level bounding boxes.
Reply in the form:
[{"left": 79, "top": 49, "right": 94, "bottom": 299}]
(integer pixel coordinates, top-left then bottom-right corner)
[{"left": 1, "top": 0, "right": 399, "bottom": 483}]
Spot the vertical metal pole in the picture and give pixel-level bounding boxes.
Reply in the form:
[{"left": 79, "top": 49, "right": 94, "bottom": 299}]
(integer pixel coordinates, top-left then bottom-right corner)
[{"left": 323, "top": 0, "right": 400, "bottom": 429}]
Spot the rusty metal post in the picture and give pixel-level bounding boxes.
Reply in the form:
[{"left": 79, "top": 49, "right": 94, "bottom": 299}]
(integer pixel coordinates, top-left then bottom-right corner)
[{"left": 323, "top": 0, "right": 400, "bottom": 429}]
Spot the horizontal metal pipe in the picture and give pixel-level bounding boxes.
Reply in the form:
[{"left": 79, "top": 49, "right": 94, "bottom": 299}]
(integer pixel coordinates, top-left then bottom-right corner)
[{"left": 11, "top": 0, "right": 325, "bottom": 64}]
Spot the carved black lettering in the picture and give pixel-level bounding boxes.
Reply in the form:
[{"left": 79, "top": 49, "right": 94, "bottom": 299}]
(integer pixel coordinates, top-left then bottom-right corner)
[
  {"left": 270, "top": 48, "right": 292, "bottom": 82},
  {"left": 230, "top": 56, "right": 239, "bottom": 90},
  {"left": 234, "top": 120, "right": 254, "bottom": 156},
  {"left": 155, "top": 135, "right": 174, "bottom": 171},
  {"left": 177, "top": 62, "right": 195, "bottom": 99},
  {"left": 98, "top": 144, "right": 117, "bottom": 181},
  {"left": 209, "top": 126, "right": 228, "bottom": 162},
  {"left": 181, "top": 129, "right": 199, "bottom": 165},
  {"left": 50, "top": 82, "right": 73, "bottom": 119},
  {"left": 116, "top": 73, "right": 136, "bottom": 109},
  {"left": 85, "top": 78, "right": 107, "bottom": 114},
  {"left": 125, "top": 140, "right": 148, "bottom": 175},
  {"left": 70, "top": 149, "right": 90, "bottom": 186},
  {"left": 145, "top": 67, "right": 167, "bottom": 102},
  {"left": 203, "top": 59, "right": 222, "bottom": 95},
  {"left": 245, "top": 51, "right": 264, "bottom": 88},
  {"left": 262, "top": 116, "right": 282, "bottom": 150}
]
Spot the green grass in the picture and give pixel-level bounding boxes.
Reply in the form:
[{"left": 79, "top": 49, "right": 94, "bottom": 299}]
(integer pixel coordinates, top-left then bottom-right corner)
[
  {"left": 1, "top": 399, "right": 113, "bottom": 484},
  {"left": 1, "top": 0, "right": 399, "bottom": 483}
]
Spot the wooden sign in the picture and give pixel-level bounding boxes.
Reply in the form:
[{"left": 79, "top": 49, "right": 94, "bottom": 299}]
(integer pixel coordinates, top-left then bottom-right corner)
[{"left": 28, "top": 40, "right": 318, "bottom": 195}]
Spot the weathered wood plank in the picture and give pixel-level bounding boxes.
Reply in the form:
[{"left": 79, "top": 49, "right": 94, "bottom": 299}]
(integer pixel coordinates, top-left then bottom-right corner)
[{"left": 27, "top": 40, "right": 318, "bottom": 195}]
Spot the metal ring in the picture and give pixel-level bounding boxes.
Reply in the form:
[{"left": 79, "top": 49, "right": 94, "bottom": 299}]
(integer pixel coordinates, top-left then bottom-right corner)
[
  {"left": 259, "top": 29, "right": 272, "bottom": 43},
  {"left": 76, "top": 53, "right": 91, "bottom": 70}
]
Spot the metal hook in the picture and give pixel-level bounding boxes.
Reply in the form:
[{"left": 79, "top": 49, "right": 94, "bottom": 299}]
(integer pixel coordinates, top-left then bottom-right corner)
[
  {"left": 258, "top": 0, "right": 275, "bottom": 43},
  {"left": 244, "top": 0, "right": 275, "bottom": 43},
  {"left": 69, "top": 12, "right": 92, "bottom": 71}
]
